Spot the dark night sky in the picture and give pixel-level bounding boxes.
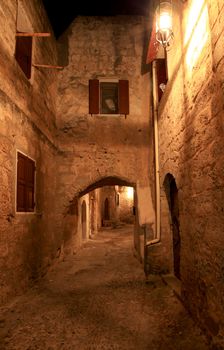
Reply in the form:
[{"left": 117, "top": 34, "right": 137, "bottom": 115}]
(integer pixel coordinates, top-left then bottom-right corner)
[{"left": 43, "top": 0, "right": 150, "bottom": 38}]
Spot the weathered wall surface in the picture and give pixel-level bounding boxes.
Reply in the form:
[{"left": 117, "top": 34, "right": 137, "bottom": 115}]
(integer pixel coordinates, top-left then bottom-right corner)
[
  {"left": 0, "top": 0, "right": 60, "bottom": 304},
  {"left": 157, "top": 0, "right": 224, "bottom": 346},
  {"left": 117, "top": 186, "right": 134, "bottom": 224},
  {"left": 56, "top": 16, "right": 154, "bottom": 255}
]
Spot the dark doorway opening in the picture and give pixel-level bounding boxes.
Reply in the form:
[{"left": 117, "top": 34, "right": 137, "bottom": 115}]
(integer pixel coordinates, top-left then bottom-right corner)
[
  {"left": 81, "top": 200, "right": 87, "bottom": 240},
  {"left": 164, "top": 174, "right": 181, "bottom": 280},
  {"left": 104, "top": 198, "right": 110, "bottom": 220}
]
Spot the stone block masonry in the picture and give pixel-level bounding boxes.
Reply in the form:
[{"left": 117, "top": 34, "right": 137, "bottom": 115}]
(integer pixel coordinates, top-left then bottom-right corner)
[
  {"left": 0, "top": 0, "right": 59, "bottom": 304},
  {"left": 55, "top": 15, "right": 155, "bottom": 259},
  {"left": 155, "top": 0, "right": 224, "bottom": 347},
  {"left": 0, "top": 7, "right": 155, "bottom": 305}
]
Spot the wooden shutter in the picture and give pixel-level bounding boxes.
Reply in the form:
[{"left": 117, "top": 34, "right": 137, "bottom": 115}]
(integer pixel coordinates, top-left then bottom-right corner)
[
  {"left": 89, "top": 79, "right": 99, "bottom": 114},
  {"left": 17, "top": 152, "right": 35, "bottom": 212},
  {"left": 118, "top": 80, "right": 129, "bottom": 115},
  {"left": 15, "top": 36, "right": 32, "bottom": 79},
  {"left": 26, "top": 158, "right": 35, "bottom": 211},
  {"left": 156, "top": 58, "right": 168, "bottom": 101},
  {"left": 17, "top": 153, "right": 26, "bottom": 212}
]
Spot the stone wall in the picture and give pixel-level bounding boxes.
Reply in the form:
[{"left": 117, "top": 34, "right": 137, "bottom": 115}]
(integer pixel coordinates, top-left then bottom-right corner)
[
  {"left": 156, "top": 0, "right": 224, "bottom": 346},
  {"left": 56, "top": 16, "right": 155, "bottom": 256},
  {"left": 0, "top": 0, "right": 60, "bottom": 304},
  {"left": 117, "top": 186, "right": 134, "bottom": 224}
]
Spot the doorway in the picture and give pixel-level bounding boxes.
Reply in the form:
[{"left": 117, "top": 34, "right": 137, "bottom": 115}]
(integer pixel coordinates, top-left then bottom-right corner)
[
  {"left": 104, "top": 198, "right": 110, "bottom": 220},
  {"left": 81, "top": 200, "right": 87, "bottom": 240}
]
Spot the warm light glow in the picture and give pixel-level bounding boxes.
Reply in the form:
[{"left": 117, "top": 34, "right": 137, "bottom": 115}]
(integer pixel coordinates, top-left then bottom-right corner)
[
  {"left": 126, "top": 187, "right": 134, "bottom": 200},
  {"left": 159, "top": 12, "right": 172, "bottom": 31},
  {"left": 156, "top": 1, "right": 173, "bottom": 48},
  {"left": 185, "top": 0, "right": 209, "bottom": 71}
]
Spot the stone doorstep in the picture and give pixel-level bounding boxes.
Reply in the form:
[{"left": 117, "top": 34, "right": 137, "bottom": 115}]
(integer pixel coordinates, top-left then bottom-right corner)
[{"left": 160, "top": 274, "right": 182, "bottom": 301}]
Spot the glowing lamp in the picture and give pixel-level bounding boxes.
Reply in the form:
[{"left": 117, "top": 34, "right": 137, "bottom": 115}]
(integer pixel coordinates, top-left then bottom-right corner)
[{"left": 156, "top": 1, "right": 174, "bottom": 48}]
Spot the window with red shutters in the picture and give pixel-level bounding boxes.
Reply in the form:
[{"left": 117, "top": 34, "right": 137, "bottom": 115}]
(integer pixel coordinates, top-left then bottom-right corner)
[
  {"left": 89, "top": 79, "right": 129, "bottom": 116},
  {"left": 17, "top": 152, "right": 35, "bottom": 212},
  {"left": 15, "top": 35, "right": 33, "bottom": 79}
]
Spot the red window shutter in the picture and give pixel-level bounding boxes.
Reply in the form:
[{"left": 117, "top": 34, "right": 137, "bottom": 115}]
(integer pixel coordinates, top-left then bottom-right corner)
[
  {"left": 17, "top": 152, "right": 35, "bottom": 212},
  {"left": 15, "top": 36, "right": 32, "bottom": 79},
  {"left": 26, "top": 158, "right": 35, "bottom": 211},
  {"left": 118, "top": 80, "right": 129, "bottom": 115},
  {"left": 89, "top": 79, "right": 99, "bottom": 114},
  {"left": 17, "top": 153, "right": 26, "bottom": 212},
  {"left": 146, "top": 17, "right": 159, "bottom": 64},
  {"left": 156, "top": 59, "right": 168, "bottom": 101}
]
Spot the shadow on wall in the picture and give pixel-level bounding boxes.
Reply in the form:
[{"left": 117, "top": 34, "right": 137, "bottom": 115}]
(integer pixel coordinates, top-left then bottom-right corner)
[{"left": 163, "top": 173, "right": 181, "bottom": 280}]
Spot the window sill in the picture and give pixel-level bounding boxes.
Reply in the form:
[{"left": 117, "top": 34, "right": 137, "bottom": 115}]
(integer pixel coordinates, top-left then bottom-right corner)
[
  {"left": 16, "top": 211, "right": 36, "bottom": 215},
  {"left": 90, "top": 114, "right": 127, "bottom": 117}
]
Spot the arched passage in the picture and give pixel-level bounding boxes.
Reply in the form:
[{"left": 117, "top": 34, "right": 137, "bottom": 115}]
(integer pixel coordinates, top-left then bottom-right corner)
[
  {"left": 164, "top": 174, "right": 181, "bottom": 280},
  {"left": 78, "top": 176, "right": 135, "bottom": 198},
  {"left": 81, "top": 200, "right": 87, "bottom": 240},
  {"left": 78, "top": 176, "right": 136, "bottom": 233}
]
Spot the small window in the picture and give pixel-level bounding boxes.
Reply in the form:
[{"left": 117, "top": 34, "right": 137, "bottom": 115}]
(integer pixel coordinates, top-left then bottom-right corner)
[
  {"left": 89, "top": 79, "right": 129, "bottom": 116},
  {"left": 100, "top": 82, "right": 118, "bottom": 114},
  {"left": 17, "top": 152, "right": 35, "bottom": 212},
  {"left": 15, "top": 35, "right": 32, "bottom": 79}
]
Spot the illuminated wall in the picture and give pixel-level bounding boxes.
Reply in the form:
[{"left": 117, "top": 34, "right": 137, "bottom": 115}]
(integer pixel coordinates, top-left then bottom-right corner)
[{"left": 156, "top": 0, "right": 224, "bottom": 347}]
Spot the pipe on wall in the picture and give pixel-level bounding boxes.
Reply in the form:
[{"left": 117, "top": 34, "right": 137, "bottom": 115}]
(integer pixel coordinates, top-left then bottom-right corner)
[{"left": 146, "top": 60, "right": 161, "bottom": 247}]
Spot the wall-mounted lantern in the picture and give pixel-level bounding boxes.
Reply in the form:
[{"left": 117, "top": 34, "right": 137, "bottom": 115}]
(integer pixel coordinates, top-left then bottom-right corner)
[{"left": 156, "top": 1, "right": 174, "bottom": 48}]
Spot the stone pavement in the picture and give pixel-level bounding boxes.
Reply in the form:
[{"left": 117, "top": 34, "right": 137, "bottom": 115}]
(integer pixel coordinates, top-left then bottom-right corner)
[{"left": 0, "top": 225, "right": 209, "bottom": 350}]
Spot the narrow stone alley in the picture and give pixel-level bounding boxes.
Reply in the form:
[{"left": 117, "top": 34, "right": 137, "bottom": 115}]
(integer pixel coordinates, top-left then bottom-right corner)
[{"left": 0, "top": 226, "right": 209, "bottom": 350}]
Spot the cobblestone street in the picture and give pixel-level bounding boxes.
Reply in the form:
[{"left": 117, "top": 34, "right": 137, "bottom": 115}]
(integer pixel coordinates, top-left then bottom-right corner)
[{"left": 0, "top": 226, "right": 209, "bottom": 350}]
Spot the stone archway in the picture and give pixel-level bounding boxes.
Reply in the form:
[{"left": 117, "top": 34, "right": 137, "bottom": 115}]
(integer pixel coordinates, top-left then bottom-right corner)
[
  {"left": 79, "top": 176, "right": 136, "bottom": 232},
  {"left": 78, "top": 176, "right": 135, "bottom": 197},
  {"left": 164, "top": 174, "right": 181, "bottom": 280}
]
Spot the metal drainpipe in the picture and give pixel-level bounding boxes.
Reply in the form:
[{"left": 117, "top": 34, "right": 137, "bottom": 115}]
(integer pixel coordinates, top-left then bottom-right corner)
[{"left": 147, "top": 60, "right": 161, "bottom": 247}]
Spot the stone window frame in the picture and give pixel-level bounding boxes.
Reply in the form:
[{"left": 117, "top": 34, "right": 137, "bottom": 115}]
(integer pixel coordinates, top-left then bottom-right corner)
[{"left": 16, "top": 150, "right": 36, "bottom": 214}]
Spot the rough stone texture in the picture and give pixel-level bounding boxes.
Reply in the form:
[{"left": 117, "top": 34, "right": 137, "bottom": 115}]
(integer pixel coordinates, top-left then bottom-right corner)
[
  {"left": 117, "top": 186, "right": 135, "bottom": 224},
  {"left": 55, "top": 16, "right": 154, "bottom": 258},
  {"left": 0, "top": 226, "right": 209, "bottom": 350},
  {"left": 0, "top": 0, "right": 59, "bottom": 304},
  {"left": 154, "top": 0, "right": 224, "bottom": 347},
  {"left": 0, "top": 5, "right": 155, "bottom": 306}
]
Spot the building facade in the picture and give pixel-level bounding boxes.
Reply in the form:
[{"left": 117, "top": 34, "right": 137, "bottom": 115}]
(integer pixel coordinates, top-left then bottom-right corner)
[{"left": 0, "top": 0, "right": 224, "bottom": 347}]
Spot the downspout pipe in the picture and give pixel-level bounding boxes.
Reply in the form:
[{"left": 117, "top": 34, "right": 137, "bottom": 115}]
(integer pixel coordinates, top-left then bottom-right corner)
[{"left": 146, "top": 60, "right": 161, "bottom": 247}]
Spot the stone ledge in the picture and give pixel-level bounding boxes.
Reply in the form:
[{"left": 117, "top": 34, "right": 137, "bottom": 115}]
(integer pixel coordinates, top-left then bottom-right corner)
[{"left": 161, "top": 274, "right": 182, "bottom": 301}]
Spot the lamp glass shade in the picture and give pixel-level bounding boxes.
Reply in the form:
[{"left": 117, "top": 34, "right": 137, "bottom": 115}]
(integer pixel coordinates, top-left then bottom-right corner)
[{"left": 156, "top": 1, "right": 173, "bottom": 47}]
